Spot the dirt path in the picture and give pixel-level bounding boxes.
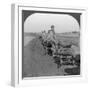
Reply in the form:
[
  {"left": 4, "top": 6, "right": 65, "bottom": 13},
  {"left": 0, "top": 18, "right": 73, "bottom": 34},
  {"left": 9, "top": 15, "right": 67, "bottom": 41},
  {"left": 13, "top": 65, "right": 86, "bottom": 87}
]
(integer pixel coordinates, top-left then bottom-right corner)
[{"left": 24, "top": 36, "right": 35, "bottom": 46}]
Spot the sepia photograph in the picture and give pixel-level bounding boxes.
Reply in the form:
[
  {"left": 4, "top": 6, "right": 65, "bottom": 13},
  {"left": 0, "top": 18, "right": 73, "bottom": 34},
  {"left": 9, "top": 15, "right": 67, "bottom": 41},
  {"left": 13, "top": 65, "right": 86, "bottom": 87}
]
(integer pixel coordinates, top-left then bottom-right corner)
[{"left": 22, "top": 9, "right": 81, "bottom": 78}]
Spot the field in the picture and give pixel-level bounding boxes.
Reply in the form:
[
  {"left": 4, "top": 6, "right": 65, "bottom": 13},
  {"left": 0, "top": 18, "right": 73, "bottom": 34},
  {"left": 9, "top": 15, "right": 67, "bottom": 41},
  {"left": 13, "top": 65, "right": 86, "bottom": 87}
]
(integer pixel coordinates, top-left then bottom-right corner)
[{"left": 23, "top": 32, "right": 80, "bottom": 78}]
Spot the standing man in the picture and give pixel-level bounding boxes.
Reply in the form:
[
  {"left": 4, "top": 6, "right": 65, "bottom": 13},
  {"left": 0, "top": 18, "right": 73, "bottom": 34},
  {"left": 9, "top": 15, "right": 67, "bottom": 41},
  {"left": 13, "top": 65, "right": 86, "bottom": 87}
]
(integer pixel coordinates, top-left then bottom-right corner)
[
  {"left": 47, "top": 25, "right": 56, "bottom": 43},
  {"left": 46, "top": 25, "right": 57, "bottom": 56}
]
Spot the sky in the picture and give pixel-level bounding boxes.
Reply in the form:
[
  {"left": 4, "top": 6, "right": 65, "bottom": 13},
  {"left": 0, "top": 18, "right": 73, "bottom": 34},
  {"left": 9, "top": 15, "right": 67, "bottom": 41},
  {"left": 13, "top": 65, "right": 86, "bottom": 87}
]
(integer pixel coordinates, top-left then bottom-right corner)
[{"left": 24, "top": 13, "right": 80, "bottom": 33}]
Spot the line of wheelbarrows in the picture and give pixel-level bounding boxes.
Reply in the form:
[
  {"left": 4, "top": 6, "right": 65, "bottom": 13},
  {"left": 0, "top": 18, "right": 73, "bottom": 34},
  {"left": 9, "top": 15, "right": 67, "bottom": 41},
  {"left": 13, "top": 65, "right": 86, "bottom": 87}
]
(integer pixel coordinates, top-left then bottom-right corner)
[{"left": 39, "top": 36, "right": 80, "bottom": 68}]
